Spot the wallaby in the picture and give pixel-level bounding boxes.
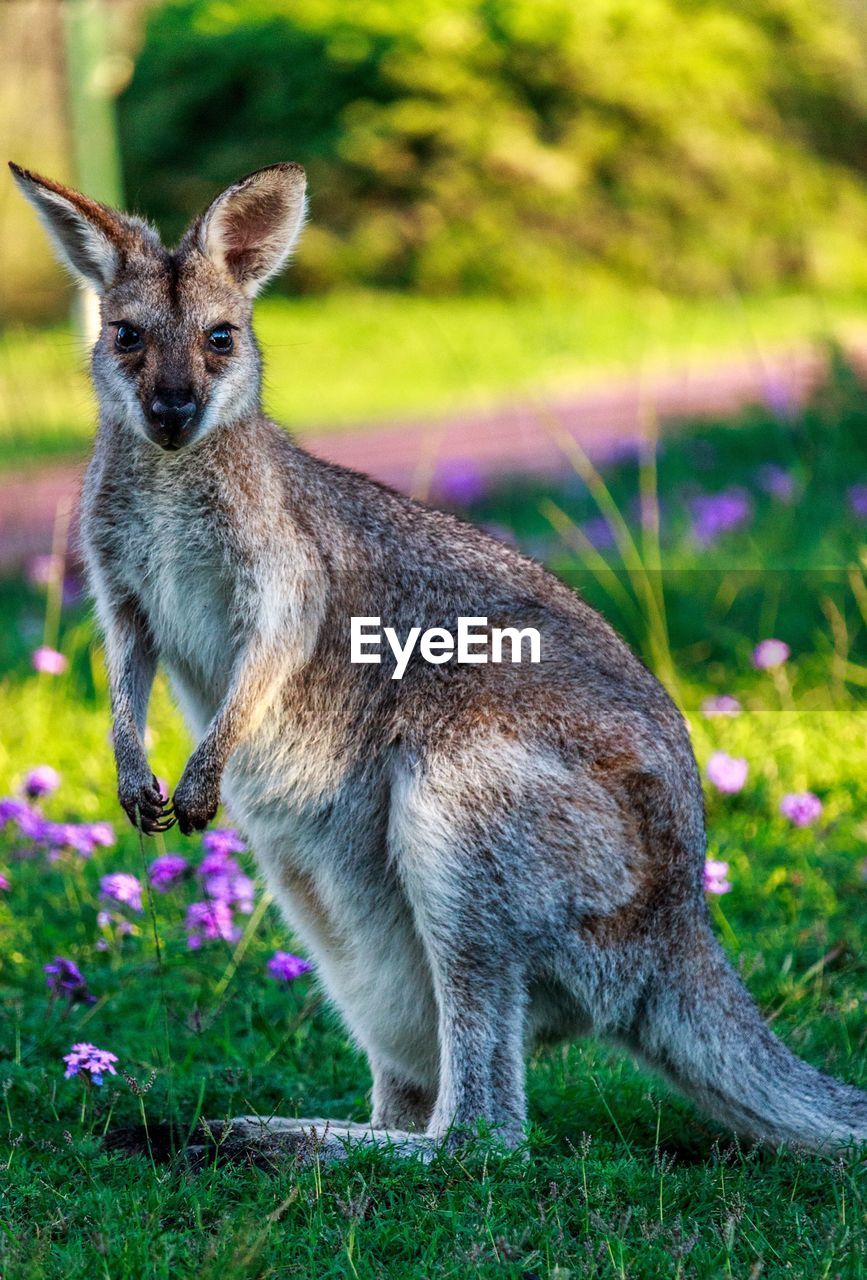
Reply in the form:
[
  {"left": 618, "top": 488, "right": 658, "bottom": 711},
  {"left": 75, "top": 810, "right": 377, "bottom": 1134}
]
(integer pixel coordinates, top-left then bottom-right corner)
[{"left": 11, "top": 159, "right": 867, "bottom": 1160}]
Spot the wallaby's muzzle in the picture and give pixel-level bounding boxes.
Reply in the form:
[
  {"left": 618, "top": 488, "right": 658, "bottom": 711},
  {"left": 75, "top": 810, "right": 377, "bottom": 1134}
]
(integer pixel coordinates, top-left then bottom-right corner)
[{"left": 148, "top": 388, "right": 198, "bottom": 451}]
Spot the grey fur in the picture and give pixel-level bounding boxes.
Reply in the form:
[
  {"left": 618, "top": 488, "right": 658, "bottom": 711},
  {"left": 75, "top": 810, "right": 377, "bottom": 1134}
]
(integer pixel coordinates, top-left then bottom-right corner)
[{"left": 12, "top": 159, "right": 867, "bottom": 1157}]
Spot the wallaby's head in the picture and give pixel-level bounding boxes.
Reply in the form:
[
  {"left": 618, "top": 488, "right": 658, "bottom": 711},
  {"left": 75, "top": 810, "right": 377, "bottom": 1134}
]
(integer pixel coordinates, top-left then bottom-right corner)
[{"left": 9, "top": 162, "right": 306, "bottom": 452}]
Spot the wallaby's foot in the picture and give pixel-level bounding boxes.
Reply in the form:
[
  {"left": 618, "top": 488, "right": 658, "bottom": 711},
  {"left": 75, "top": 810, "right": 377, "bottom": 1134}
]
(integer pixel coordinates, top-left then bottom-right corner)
[
  {"left": 202, "top": 1115, "right": 436, "bottom": 1166},
  {"left": 425, "top": 1115, "right": 525, "bottom": 1155},
  {"left": 105, "top": 1115, "right": 435, "bottom": 1169}
]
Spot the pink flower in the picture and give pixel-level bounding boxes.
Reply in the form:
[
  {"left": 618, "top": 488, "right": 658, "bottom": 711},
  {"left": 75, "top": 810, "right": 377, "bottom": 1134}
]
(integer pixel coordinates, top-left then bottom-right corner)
[
  {"left": 752, "top": 639, "right": 790, "bottom": 670},
  {"left": 23, "top": 765, "right": 61, "bottom": 799},
  {"left": 100, "top": 872, "right": 143, "bottom": 913},
  {"left": 268, "top": 951, "right": 313, "bottom": 982},
  {"left": 706, "top": 752, "right": 748, "bottom": 795},
  {"left": 703, "top": 859, "right": 732, "bottom": 895},
  {"left": 780, "top": 792, "right": 823, "bottom": 827},
  {"left": 31, "top": 647, "right": 68, "bottom": 676},
  {"left": 27, "top": 554, "right": 61, "bottom": 587},
  {"left": 700, "top": 694, "right": 741, "bottom": 719},
  {"left": 85, "top": 822, "right": 115, "bottom": 849},
  {"left": 0, "top": 873, "right": 9, "bottom": 892},
  {"left": 185, "top": 900, "right": 239, "bottom": 949}
]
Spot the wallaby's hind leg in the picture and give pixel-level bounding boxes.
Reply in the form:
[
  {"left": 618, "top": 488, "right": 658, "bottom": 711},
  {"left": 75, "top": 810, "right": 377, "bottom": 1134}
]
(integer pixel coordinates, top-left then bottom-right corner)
[
  {"left": 370, "top": 1062, "right": 435, "bottom": 1131},
  {"left": 390, "top": 776, "right": 531, "bottom": 1148},
  {"left": 424, "top": 945, "right": 528, "bottom": 1147}
]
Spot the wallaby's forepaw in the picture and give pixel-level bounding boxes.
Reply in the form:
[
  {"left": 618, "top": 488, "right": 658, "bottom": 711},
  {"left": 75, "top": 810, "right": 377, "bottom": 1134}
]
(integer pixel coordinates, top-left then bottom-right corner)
[
  {"left": 172, "top": 763, "right": 220, "bottom": 835},
  {"left": 118, "top": 772, "right": 175, "bottom": 835}
]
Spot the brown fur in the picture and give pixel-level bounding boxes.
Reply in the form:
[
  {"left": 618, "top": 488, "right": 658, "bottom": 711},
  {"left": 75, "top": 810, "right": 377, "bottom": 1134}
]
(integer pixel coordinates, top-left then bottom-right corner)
[{"left": 11, "top": 158, "right": 867, "bottom": 1158}]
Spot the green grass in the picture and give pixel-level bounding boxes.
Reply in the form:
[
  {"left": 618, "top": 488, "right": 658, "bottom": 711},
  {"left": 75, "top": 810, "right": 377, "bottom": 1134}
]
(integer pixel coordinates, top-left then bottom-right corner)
[
  {"left": 2, "top": 285, "right": 867, "bottom": 471},
  {"left": 2, "top": 364, "right": 867, "bottom": 1276}
]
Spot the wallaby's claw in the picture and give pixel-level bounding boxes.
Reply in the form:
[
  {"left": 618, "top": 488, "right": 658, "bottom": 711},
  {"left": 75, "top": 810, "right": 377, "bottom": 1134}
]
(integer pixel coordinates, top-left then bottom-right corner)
[
  {"left": 147, "top": 815, "right": 177, "bottom": 834},
  {"left": 175, "top": 804, "right": 217, "bottom": 836},
  {"left": 119, "top": 775, "right": 176, "bottom": 836}
]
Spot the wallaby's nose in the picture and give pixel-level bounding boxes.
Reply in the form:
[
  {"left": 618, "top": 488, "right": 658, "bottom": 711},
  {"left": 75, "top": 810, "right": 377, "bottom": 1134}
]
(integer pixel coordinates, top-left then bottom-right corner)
[{"left": 150, "top": 389, "right": 198, "bottom": 447}]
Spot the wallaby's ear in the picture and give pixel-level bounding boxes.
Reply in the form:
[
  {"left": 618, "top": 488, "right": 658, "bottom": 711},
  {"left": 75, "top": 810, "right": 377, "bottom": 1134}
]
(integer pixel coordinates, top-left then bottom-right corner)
[
  {"left": 196, "top": 163, "right": 307, "bottom": 296},
  {"left": 8, "top": 163, "right": 151, "bottom": 294}
]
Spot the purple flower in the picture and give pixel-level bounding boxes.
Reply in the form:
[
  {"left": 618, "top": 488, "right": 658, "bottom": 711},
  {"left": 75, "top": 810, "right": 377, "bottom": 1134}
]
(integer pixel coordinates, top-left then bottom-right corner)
[
  {"left": 62, "top": 1042, "right": 118, "bottom": 1086},
  {"left": 100, "top": 873, "right": 143, "bottom": 913},
  {"left": 1, "top": 800, "right": 51, "bottom": 845},
  {"left": 689, "top": 488, "right": 751, "bottom": 546},
  {"left": 44, "top": 821, "right": 88, "bottom": 857},
  {"left": 198, "top": 850, "right": 239, "bottom": 880},
  {"left": 580, "top": 516, "right": 617, "bottom": 551},
  {"left": 32, "top": 646, "right": 68, "bottom": 676},
  {"left": 267, "top": 950, "right": 313, "bottom": 982},
  {"left": 706, "top": 752, "right": 748, "bottom": 795},
  {"left": 700, "top": 694, "right": 742, "bottom": 719},
  {"left": 757, "top": 464, "right": 797, "bottom": 503},
  {"left": 762, "top": 371, "right": 795, "bottom": 422},
  {"left": 753, "top": 638, "right": 790, "bottom": 670},
  {"left": 204, "top": 870, "right": 255, "bottom": 914},
  {"left": 62, "top": 576, "right": 82, "bottom": 607},
  {"left": 23, "top": 765, "right": 61, "bottom": 799},
  {"left": 0, "top": 873, "right": 9, "bottom": 892},
  {"left": 185, "top": 900, "right": 239, "bottom": 949},
  {"left": 149, "top": 854, "right": 189, "bottom": 892},
  {"left": 44, "top": 956, "right": 96, "bottom": 1005},
  {"left": 201, "top": 828, "right": 246, "bottom": 859},
  {"left": 45, "top": 821, "right": 115, "bottom": 860},
  {"left": 435, "top": 459, "right": 487, "bottom": 506},
  {"left": 780, "top": 792, "right": 823, "bottom": 827},
  {"left": 0, "top": 797, "right": 33, "bottom": 828},
  {"left": 703, "top": 859, "right": 732, "bottom": 895},
  {"left": 197, "top": 834, "right": 255, "bottom": 914},
  {"left": 848, "top": 485, "right": 867, "bottom": 520}
]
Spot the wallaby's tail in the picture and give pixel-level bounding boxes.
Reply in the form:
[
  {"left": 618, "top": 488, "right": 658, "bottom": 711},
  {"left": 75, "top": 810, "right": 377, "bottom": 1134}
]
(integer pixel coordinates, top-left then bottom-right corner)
[{"left": 626, "top": 923, "right": 867, "bottom": 1152}]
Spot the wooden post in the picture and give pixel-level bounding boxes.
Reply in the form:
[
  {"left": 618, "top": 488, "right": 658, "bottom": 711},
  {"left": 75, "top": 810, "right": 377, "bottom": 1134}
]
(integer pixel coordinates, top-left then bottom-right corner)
[{"left": 61, "top": 0, "right": 125, "bottom": 339}]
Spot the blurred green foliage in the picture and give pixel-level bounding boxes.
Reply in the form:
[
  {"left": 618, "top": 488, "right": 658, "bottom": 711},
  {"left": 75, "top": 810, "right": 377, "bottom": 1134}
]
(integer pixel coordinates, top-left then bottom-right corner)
[{"left": 119, "top": 0, "right": 867, "bottom": 296}]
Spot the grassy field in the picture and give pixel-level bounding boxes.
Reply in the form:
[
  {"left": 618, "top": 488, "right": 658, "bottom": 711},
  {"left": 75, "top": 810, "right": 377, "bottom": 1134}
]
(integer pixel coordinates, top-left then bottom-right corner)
[
  {"left": 2, "top": 362, "right": 867, "bottom": 1276},
  {"left": 2, "top": 285, "right": 867, "bottom": 470}
]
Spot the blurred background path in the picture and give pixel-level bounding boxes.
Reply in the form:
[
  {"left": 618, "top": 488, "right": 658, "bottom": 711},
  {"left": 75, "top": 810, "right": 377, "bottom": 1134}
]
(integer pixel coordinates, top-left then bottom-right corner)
[
  {"left": 0, "top": 339, "right": 849, "bottom": 571},
  {"left": 4, "top": 0, "right": 867, "bottom": 570}
]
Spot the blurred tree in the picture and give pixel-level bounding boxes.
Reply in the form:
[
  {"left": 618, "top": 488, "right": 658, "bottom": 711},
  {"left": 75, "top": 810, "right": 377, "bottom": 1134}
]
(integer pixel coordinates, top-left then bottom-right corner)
[{"left": 118, "top": 0, "right": 867, "bottom": 296}]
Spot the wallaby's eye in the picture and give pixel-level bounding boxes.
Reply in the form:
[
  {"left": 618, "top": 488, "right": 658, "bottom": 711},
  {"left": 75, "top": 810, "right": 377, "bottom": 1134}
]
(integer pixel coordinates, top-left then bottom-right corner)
[
  {"left": 114, "top": 323, "right": 142, "bottom": 353},
  {"left": 207, "top": 325, "right": 234, "bottom": 354}
]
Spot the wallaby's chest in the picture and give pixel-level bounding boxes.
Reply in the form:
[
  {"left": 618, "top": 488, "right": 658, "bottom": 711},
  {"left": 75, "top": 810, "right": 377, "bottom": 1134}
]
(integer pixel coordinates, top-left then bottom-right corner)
[{"left": 88, "top": 473, "right": 238, "bottom": 700}]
